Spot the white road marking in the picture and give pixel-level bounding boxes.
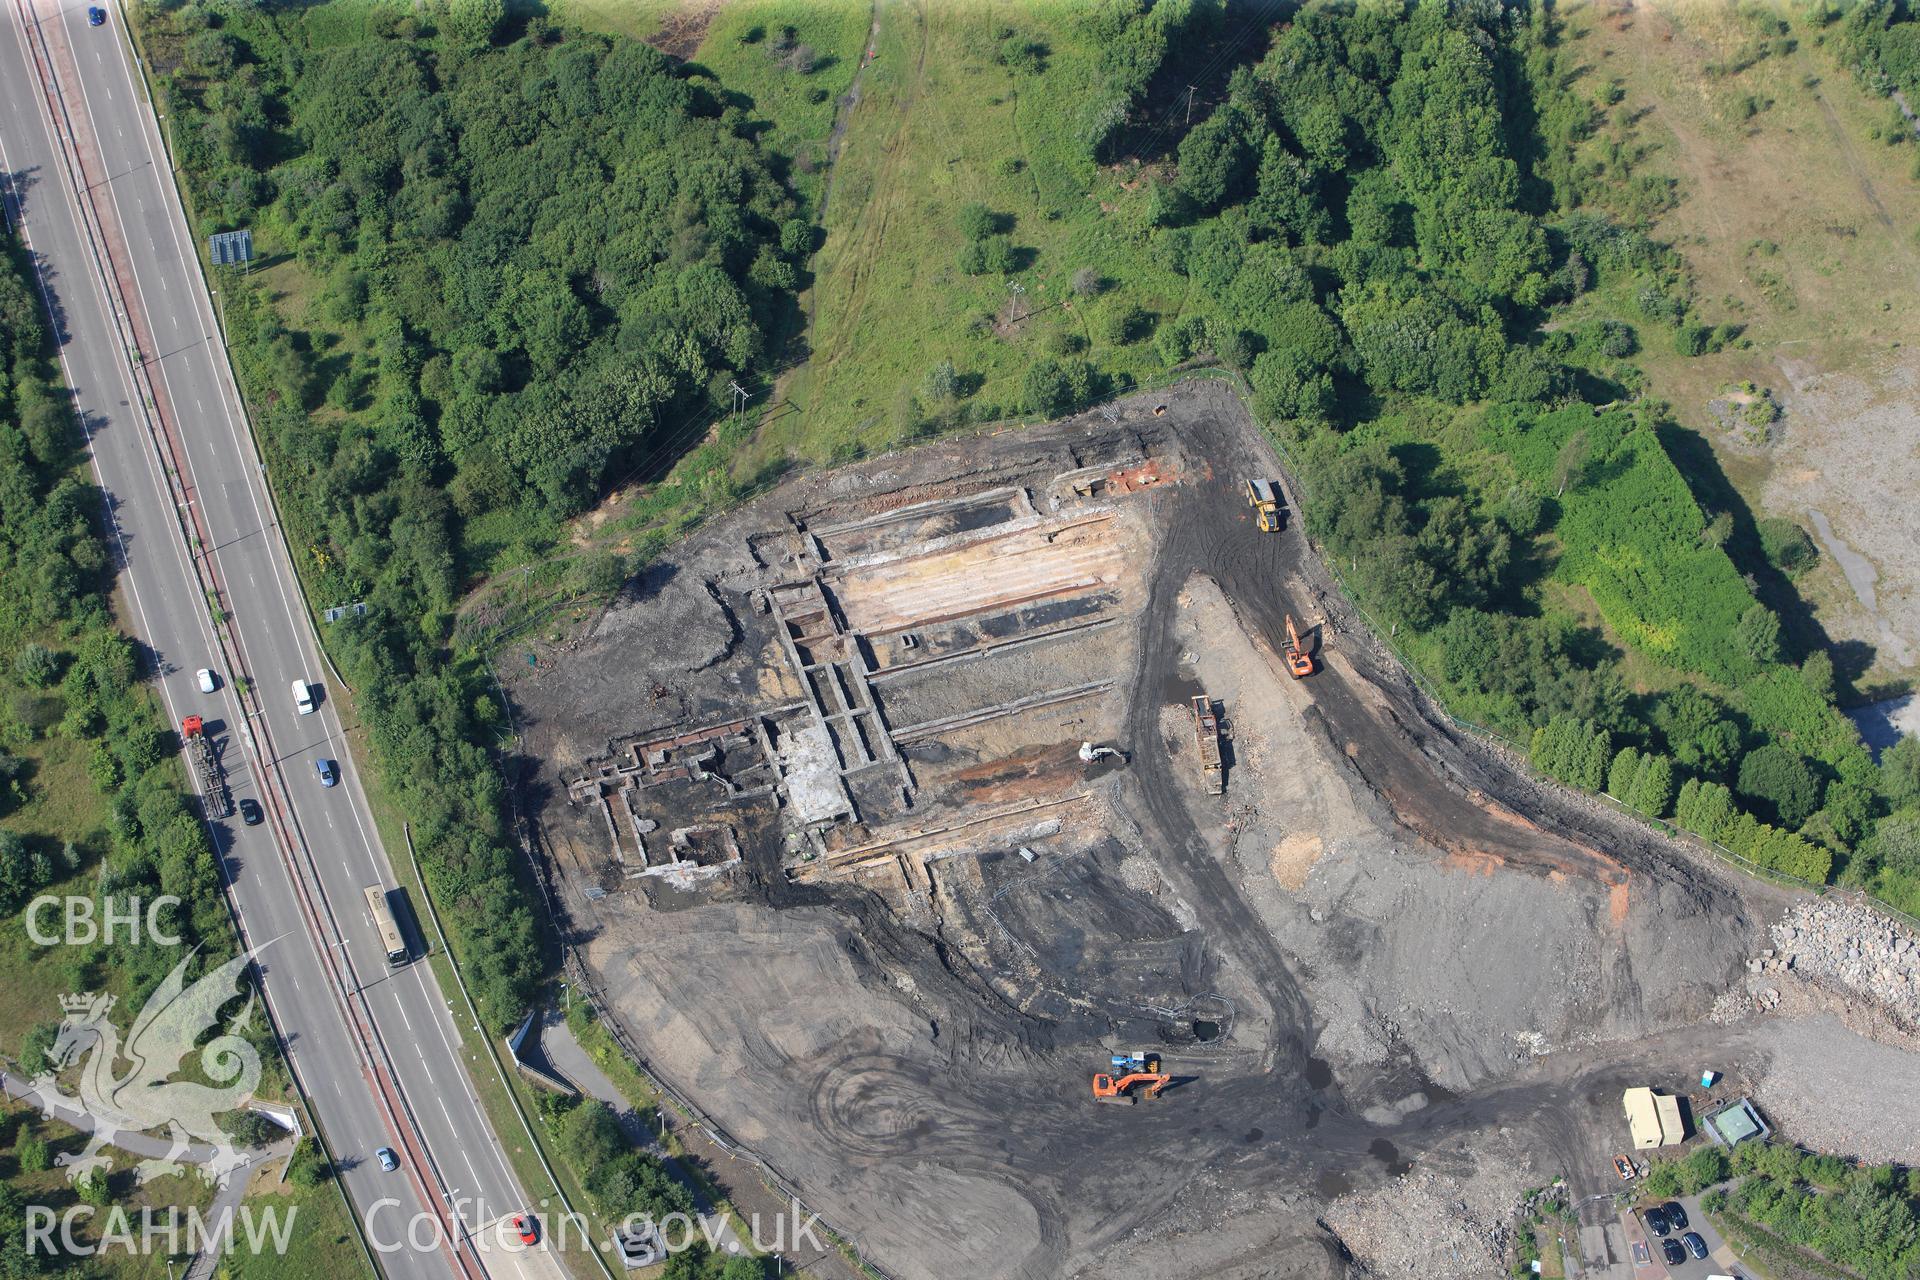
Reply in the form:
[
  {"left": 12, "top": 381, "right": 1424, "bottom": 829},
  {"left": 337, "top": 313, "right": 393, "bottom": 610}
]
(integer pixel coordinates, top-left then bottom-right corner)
[
  {"left": 7, "top": 11, "right": 483, "bottom": 1263},
  {"left": 44, "top": 4, "right": 541, "bottom": 1237}
]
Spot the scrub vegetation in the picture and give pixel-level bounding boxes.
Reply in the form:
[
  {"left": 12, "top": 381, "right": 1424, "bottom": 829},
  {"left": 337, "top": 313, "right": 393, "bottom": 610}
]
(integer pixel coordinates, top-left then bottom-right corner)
[
  {"left": 132, "top": 0, "right": 1920, "bottom": 1037},
  {"left": 761, "top": 0, "right": 1914, "bottom": 907},
  {"left": 133, "top": 0, "right": 829, "bottom": 1028},
  {"left": 1703, "top": 1140, "right": 1920, "bottom": 1280},
  {"left": 1, "top": 230, "right": 337, "bottom": 1277}
]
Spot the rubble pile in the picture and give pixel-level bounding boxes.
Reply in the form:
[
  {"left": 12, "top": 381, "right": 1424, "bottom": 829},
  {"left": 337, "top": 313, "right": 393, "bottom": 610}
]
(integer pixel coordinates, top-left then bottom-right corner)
[
  {"left": 1760, "top": 899, "right": 1920, "bottom": 1031},
  {"left": 1323, "top": 1139, "right": 1541, "bottom": 1280}
]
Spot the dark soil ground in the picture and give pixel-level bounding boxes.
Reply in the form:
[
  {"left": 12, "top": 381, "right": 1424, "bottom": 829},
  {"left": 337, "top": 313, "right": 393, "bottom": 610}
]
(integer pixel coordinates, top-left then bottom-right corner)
[{"left": 503, "top": 384, "right": 1859, "bottom": 1280}]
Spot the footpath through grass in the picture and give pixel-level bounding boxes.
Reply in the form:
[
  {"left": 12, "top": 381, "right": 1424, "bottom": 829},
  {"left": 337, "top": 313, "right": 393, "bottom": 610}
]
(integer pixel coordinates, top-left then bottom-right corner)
[{"left": 758, "top": 1, "right": 1187, "bottom": 470}]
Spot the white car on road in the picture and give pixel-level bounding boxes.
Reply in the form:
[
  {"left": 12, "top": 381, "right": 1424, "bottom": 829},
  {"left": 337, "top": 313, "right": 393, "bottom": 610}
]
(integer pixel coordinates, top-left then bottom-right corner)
[
  {"left": 196, "top": 667, "right": 217, "bottom": 693},
  {"left": 292, "top": 679, "right": 317, "bottom": 715}
]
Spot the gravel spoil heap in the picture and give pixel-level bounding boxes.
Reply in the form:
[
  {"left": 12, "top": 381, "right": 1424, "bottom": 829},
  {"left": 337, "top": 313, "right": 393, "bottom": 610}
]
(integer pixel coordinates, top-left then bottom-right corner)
[
  {"left": 1323, "top": 1132, "right": 1541, "bottom": 1280},
  {"left": 1763, "top": 899, "right": 1920, "bottom": 1032}
]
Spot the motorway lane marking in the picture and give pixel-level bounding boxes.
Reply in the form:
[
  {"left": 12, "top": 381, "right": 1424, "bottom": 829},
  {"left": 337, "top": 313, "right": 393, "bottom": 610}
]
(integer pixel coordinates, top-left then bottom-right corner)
[
  {"left": 0, "top": 13, "right": 231, "bottom": 874},
  {"left": 461, "top": 1152, "right": 482, "bottom": 1205},
  {"left": 99, "top": 6, "right": 342, "bottom": 842},
  {"left": 405, "top": 965, "right": 518, "bottom": 1195},
  {"left": 14, "top": 21, "right": 451, "bottom": 1255},
  {"left": 89, "top": 13, "right": 536, "bottom": 1232}
]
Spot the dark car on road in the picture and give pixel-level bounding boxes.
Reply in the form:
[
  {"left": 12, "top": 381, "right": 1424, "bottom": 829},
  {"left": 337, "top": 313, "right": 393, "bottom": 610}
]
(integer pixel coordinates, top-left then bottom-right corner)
[
  {"left": 87, "top": 7, "right": 105, "bottom": 25},
  {"left": 1644, "top": 1205, "right": 1671, "bottom": 1236},
  {"left": 1664, "top": 1201, "right": 1690, "bottom": 1231},
  {"left": 238, "top": 798, "right": 264, "bottom": 826},
  {"left": 1661, "top": 1238, "right": 1686, "bottom": 1266},
  {"left": 1682, "top": 1231, "right": 1709, "bottom": 1260}
]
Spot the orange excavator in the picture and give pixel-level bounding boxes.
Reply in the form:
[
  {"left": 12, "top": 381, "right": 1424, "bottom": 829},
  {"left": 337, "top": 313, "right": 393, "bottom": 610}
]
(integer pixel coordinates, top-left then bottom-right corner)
[
  {"left": 1092, "top": 1052, "right": 1170, "bottom": 1105},
  {"left": 1284, "top": 615, "right": 1314, "bottom": 679}
]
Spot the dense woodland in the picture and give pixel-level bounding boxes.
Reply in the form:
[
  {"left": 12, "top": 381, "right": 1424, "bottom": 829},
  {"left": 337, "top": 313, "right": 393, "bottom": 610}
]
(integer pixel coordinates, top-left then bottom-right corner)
[
  {"left": 0, "top": 234, "right": 229, "bottom": 979},
  {"left": 144, "top": 0, "right": 817, "bottom": 1027},
  {"left": 1, "top": 230, "right": 242, "bottom": 1274},
  {"left": 0, "top": 0, "right": 1904, "bottom": 1271},
  {"left": 130, "top": 0, "right": 1920, "bottom": 1034},
  {"left": 1706, "top": 1141, "right": 1920, "bottom": 1280},
  {"left": 1004, "top": 0, "right": 1916, "bottom": 907}
]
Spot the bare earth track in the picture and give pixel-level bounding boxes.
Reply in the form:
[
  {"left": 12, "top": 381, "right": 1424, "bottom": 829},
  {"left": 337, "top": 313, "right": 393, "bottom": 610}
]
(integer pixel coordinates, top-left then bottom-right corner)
[{"left": 505, "top": 385, "right": 1908, "bottom": 1280}]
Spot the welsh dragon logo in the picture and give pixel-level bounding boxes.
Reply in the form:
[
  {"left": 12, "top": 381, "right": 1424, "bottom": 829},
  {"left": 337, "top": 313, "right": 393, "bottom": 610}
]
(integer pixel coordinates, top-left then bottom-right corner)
[{"left": 26, "top": 948, "right": 263, "bottom": 1188}]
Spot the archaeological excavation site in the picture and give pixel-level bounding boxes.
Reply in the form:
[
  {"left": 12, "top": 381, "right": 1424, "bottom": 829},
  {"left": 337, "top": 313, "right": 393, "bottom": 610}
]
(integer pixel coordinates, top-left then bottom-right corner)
[{"left": 501, "top": 385, "right": 1920, "bottom": 1280}]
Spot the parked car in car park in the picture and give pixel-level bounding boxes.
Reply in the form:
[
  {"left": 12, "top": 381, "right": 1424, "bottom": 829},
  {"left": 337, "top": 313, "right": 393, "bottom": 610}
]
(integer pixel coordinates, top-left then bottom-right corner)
[
  {"left": 1682, "top": 1231, "right": 1709, "bottom": 1260},
  {"left": 1665, "top": 1201, "right": 1690, "bottom": 1231},
  {"left": 1645, "top": 1204, "right": 1671, "bottom": 1237},
  {"left": 1662, "top": 1238, "right": 1686, "bottom": 1267}
]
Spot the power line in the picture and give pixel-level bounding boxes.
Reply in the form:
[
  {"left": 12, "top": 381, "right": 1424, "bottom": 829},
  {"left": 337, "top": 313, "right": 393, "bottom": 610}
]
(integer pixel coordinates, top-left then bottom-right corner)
[{"left": 1124, "top": 0, "right": 1290, "bottom": 162}]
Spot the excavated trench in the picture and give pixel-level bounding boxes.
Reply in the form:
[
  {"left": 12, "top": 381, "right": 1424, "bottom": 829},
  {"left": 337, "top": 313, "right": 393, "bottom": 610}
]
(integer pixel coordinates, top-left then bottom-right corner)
[{"left": 513, "top": 383, "right": 1799, "bottom": 1280}]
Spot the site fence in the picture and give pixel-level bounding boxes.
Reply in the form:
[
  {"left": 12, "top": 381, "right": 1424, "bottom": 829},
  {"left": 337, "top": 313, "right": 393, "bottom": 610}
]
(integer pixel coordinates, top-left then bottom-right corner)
[
  {"left": 559, "top": 948, "right": 897, "bottom": 1280},
  {"left": 1243, "top": 383, "right": 1920, "bottom": 937},
  {"left": 476, "top": 356, "right": 1920, "bottom": 939},
  {"left": 467, "top": 364, "right": 1920, "bottom": 1278}
]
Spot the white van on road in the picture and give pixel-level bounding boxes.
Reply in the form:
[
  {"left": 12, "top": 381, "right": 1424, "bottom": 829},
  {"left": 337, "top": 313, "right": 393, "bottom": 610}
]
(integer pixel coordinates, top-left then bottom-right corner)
[{"left": 292, "top": 679, "right": 317, "bottom": 715}]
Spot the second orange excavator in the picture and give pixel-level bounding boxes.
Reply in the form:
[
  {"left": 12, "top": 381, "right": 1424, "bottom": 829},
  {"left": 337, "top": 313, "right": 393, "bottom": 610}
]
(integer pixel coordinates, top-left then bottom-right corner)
[
  {"left": 1283, "top": 615, "right": 1314, "bottom": 678},
  {"left": 1092, "top": 1052, "right": 1170, "bottom": 1105}
]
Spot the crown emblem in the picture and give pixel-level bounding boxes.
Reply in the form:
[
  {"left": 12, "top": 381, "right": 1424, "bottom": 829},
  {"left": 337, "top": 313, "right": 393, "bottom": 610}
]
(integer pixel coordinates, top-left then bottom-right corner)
[{"left": 60, "top": 992, "right": 112, "bottom": 1015}]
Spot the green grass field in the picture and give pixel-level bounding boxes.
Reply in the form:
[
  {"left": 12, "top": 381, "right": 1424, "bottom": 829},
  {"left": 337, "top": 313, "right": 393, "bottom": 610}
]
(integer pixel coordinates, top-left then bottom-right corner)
[
  {"left": 0, "top": 731, "right": 105, "bottom": 1054},
  {"left": 217, "top": 1170, "right": 368, "bottom": 1280},
  {"left": 1545, "top": 3, "right": 1920, "bottom": 692},
  {"left": 752, "top": 2, "right": 1184, "bottom": 470}
]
